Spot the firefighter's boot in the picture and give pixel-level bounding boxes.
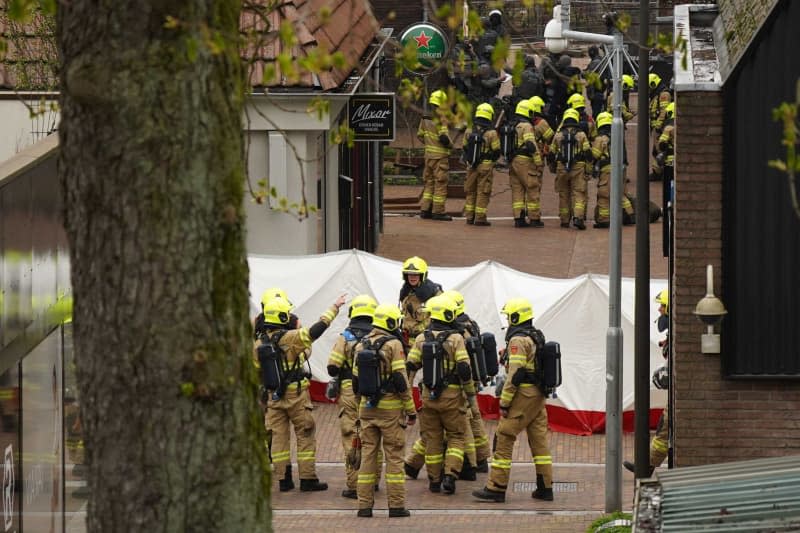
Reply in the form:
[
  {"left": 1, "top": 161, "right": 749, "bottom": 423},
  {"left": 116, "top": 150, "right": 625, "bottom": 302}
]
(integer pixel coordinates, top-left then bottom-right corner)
[
  {"left": 531, "top": 474, "right": 554, "bottom": 501},
  {"left": 442, "top": 474, "right": 457, "bottom": 494},
  {"left": 472, "top": 486, "right": 506, "bottom": 502},
  {"left": 459, "top": 458, "right": 477, "bottom": 481},
  {"left": 357, "top": 508, "right": 373, "bottom": 518},
  {"left": 572, "top": 216, "right": 586, "bottom": 230},
  {"left": 300, "top": 478, "right": 328, "bottom": 492},
  {"left": 514, "top": 217, "right": 530, "bottom": 228},
  {"left": 429, "top": 480, "right": 441, "bottom": 493},
  {"left": 389, "top": 508, "right": 411, "bottom": 518},
  {"left": 529, "top": 218, "right": 544, "bottom": 228},
  {"left": 404, "top": 462, "right": 420, "bottom": 480},
  {"left": 279, "top": 465, "right": 295, "bottom": 492},
  {"left": 623, "top": 460, "right": 654, "bottom": 477},
  {"left": 475, "top": 459, "right": 489, "bottom": 473}
]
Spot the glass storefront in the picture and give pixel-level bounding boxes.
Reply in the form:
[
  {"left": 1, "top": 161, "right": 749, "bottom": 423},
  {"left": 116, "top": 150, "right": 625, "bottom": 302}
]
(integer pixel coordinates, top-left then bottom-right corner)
[{"left": 1, "top": 138, "right": 83, "bottom": 531}]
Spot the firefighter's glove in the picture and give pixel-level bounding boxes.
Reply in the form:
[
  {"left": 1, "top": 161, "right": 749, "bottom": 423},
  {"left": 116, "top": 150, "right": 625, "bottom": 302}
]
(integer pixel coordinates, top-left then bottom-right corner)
[
  {"left": 259, "top": 386, "right": 269, "bottom": 404},
  {"left": 406, "top": 413, "right": 417, "bottom": 427},
  {"left": 499, "top": 405, "right": 510, "bottom": 418},
  {"left": 439, "top": 134, "right": 452, "bottom": 148},
  {"left": 325, "top": 377, "right": 340, "bottom": 400},
  {"left": 493, "top": 375, "right": 506, "bottom": 397}
]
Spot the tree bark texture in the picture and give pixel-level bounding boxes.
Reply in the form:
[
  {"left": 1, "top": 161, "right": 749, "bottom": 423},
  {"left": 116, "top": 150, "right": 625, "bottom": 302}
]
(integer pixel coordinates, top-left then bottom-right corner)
[{"left": 57, "top": 1, "right": 271, "bottom": 530}]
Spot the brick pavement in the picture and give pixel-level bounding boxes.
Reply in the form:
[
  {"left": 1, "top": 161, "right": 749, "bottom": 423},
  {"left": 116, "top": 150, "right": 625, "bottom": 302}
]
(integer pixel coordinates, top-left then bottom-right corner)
[{"left": 272, "top": 403, "right": 642, "bottom": 532}]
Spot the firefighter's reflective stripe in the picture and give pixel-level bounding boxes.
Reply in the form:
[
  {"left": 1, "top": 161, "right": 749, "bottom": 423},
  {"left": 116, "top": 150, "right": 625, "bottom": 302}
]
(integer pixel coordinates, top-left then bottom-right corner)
[
  {"left": 328, "top": 349, "right": 345, "bottom": 365},
  {"left": 359, "top": 397, "right": 404, "bottom": 410},
  {"left": 272, "top": 450, "right": 291, "bottom": 462},
  {"left": 358, "top": 472, "right": 377, "bottom": 485},
  {"left": 446, "top": 447, "right": 464, "bottom": 461},
  {"left": 491, "top": 457, "right": 512, "bottom": 470},
  {"left": 533, "top": 455, "right": 552, "bottom": 465},
  {"left": 413, "top": 439, "right": 426, "bottom": 455},
  {"left": 297, "top": 450, "right": 315, "bottom": 462},
  {"left": 385, "top": 472, "right": 405, "bottom": 485},
  {"left": 425, "top": 453, "right": 444, "bottom": 465},
  {"left": 652, "top": 436, "right": 668, "bottom": 453},
  {"left": 403, "top": 398, "right": 415, "bottom": 412},
  {"left": 419, "top": 119, "right": 451, "bottom": 157}
]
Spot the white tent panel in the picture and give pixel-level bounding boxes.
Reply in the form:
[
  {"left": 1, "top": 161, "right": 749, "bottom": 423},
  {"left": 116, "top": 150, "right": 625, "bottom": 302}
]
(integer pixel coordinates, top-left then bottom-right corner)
[{"left": 247, "top": 250, "right": 669, "bottom": 417}]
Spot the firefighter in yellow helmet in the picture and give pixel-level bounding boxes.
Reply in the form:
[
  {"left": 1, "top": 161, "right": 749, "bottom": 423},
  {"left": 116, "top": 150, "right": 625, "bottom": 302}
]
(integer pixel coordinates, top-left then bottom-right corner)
[
  {"left": 648, "top": 73, "right": 672, "bottom": 181},
  {"left": 550, "top": 108, "right": 592, "bottom": 229},
  {"left": 606, "top": 75, "right": 635, "bottom": 123},
  {"left": 353, "top": 303, "right": 416, "bottom": 518},
  {"left": 257, "top": 293, "right": 345, "bottom": 493},
  {"left": 591, "top": 111, "right": 635, "bottom": 228},
  {"left": 326, "top": 294, "right": 379, "bottom": 499},
  {"left": 404, "top": 290, "right": 490, "bottom": 481},
  {"left": 658, "top": 102, "right": 675, "bottom": 178},
  {"left": 253, "top": 286, "right": 298, "bottom": 464},
  {"left": 624, "top": 289, "right": 670, "bottom": 476},
  {"left": 648, "top": 73, "right": 672, "bottom": 132},
  {"left": 418, "top": 89, "right": 453, "bottom": 221},
  {"left": 406, "top": 294, "right": 476, "bottom": 495},
  {"left": 462, "top": 103, "right": 501, "bottom": 226},
  {"left": 399, "top": 256, "right": 443, "bottom": 343},
  {"left": 255, "top": 287, "right": 295, "bottom": 338},
  {"left": 526, "top": 95, "right": 554, "bottom": 227},
  {"left": 508, "top": 99, "right": 542, "bottom": 227},
  {"left": 473, "top": 297, "right": 554, "bottom": 503},
  {"left": 567, "top": 92, "right": 598, "bottom": 141}
]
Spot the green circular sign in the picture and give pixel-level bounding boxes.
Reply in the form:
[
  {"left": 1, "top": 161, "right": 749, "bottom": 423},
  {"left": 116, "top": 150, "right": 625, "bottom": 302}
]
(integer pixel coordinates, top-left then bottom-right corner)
[{"left": 400, "top": 23, "right": 450, "bottom": 75}]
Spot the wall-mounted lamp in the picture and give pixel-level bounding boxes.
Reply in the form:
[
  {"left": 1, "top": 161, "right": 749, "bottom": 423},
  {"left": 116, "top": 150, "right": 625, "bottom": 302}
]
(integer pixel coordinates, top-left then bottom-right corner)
[{"left": 694, "top": 264, "right": 727, "bottom": 354}]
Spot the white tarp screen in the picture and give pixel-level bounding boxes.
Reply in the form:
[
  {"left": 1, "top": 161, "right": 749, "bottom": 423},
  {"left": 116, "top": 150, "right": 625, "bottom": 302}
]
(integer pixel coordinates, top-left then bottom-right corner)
[{"left": 248, "top": 250, "right": 668, "bottom": 431}]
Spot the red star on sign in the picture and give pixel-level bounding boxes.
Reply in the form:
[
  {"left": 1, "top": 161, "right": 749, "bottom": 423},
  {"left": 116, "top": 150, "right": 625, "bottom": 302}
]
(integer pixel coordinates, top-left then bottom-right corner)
[{"left": 414, "top": 30, "right": 431, "bottom": 49}]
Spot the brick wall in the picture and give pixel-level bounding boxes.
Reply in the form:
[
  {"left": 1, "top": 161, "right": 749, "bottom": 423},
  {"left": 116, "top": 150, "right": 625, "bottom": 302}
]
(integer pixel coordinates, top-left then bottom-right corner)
[
  {"left": 672, "top": 91, "right": 723, "bottom": 467},
  {"left": 672, "top": 91, "right": 800, "bottom": 466}
]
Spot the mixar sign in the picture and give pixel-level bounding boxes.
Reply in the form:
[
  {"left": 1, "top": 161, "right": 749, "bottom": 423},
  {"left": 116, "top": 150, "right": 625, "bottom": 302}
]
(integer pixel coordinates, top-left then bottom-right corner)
[
  {"left": 399, "top": 23, "right": 450, "bottom": 75},
  {"left": 348, "top": 93, "right": 395, "bottom": 142}
]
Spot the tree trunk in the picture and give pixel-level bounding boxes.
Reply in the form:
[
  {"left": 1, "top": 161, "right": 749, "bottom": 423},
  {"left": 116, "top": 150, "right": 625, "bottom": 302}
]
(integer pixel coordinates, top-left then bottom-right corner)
[{"left": 57, "top": 1, "right": 270, "bottom": 530}]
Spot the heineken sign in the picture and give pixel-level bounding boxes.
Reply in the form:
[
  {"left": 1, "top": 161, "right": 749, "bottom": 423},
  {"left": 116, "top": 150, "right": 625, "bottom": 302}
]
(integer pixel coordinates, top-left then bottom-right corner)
[
  {"left": 348, "top": 93, "right": 395, "bottom": 141},
  {"left": 400, "top": 23, "right": 450, "bottom": 75}
]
